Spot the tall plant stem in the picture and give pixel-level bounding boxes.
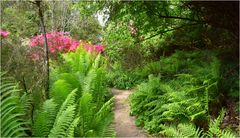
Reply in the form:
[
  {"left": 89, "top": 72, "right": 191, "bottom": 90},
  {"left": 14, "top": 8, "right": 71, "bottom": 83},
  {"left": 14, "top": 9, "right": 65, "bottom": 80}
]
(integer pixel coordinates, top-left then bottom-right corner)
[{"left": 36, "top": 0, "right": 49, "bottom": 99}]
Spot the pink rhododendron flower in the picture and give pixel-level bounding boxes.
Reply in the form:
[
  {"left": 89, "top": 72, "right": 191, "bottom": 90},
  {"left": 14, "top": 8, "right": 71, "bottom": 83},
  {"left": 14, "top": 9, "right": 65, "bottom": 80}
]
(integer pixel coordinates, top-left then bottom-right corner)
[
  {"left": 30, "top": 32, "right": 80, "bottom": 53},
  {"left": 81, "top": 41, "right": 105, "bottom": 54},
  {"left": 29, "top": 32, "right": 105, "bottom": 60},
  {"left": 95, "top": 44, "right": 105, "bottom": 53},
  {"left": 0, "top": 30, "right": 10, "bottom": 38}
]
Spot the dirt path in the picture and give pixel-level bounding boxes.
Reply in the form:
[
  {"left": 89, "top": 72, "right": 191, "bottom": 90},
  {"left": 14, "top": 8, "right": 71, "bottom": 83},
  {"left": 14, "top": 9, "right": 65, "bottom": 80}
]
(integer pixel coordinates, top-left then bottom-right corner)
[{"left": 112, "top": 88, "right": 148, "bottom": 137}]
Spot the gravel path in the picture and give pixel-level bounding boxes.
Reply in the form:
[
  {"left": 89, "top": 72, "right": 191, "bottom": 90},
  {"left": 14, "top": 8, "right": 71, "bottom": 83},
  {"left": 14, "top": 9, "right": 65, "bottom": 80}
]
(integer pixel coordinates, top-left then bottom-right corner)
[{"left": 112, "top": 88, "right": 148, "bottom": 138}]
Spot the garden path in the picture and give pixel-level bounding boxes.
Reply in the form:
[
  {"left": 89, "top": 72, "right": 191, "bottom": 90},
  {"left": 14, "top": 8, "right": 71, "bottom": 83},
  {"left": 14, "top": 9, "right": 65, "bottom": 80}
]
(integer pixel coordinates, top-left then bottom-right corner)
[{"left": 112, "top": 88, "right": 148, "bottom": 137}]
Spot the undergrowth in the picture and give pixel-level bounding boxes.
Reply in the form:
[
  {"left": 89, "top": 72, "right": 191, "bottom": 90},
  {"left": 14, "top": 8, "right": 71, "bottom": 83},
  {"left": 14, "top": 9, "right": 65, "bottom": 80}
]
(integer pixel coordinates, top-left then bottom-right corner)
[
  {"left": 129, "top": 50, "right": 238, "bottom": 137},
  {"left": 34, "top": 48, "right": 116, "bottom": 137}
]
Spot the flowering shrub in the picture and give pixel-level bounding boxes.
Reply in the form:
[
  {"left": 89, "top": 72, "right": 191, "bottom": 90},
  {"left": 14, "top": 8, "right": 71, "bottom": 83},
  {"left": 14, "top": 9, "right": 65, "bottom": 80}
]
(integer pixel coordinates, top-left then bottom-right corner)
[
  {"left": 0, "top": 30, "right": 10, "bottom": 38},
  {"left": 29, "top": 32, "right": 105, "bottom": 60},
  {"left": 30, "top": 32, "right": 79, "bottom": 53},
  {"left": 80, "top": 40, "right": 105, "bottom": 53}
]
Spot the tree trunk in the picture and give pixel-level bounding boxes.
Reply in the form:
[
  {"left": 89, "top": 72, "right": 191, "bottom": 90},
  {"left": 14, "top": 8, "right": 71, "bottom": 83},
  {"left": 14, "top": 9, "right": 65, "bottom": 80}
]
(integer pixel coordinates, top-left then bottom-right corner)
[{"left": 36, "top": 0, "right": 49, "bottom": 99}]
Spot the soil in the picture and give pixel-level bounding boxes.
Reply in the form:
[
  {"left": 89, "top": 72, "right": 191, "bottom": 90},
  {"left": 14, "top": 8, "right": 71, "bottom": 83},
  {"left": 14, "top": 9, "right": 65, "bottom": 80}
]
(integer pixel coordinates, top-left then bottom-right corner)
[{"left": 112, "top": 88, "right": 148, "bottom": 138}]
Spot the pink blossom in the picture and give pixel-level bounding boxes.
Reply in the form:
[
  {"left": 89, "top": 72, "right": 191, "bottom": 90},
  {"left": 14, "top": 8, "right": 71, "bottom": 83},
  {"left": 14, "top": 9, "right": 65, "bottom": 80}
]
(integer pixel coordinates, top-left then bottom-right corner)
[
  {"left": 29, "top": 32, "right": 106, "bottom": 60},
  {"left": 95, "top": 45, "right": 105, "bottom": 53},
  {"left": 0, "top": 30, "right": 10, "bottom": 38},
  {"left": 30, "top": 32, "right": 80, "bottom": 54}
]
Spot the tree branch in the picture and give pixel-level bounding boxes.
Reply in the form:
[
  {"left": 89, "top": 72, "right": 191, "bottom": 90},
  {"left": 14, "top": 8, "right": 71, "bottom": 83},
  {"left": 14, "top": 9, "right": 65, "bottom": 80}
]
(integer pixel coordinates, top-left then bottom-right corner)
[
  {"left": 158, "top": 15, "right": 205, "bottom": 23},
  {"left": 136, "top": 23, "right": 201, "bottom": 44},
  {"left": 36, "top": 0, "right": 49, "bottom": 99}
]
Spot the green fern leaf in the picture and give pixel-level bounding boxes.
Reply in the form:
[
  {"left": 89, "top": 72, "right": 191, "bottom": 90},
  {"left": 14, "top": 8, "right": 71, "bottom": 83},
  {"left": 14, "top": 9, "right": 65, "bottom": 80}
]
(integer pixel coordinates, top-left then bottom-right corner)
[
  {"left": 48, "top": 105, "right": 76, "bottom": 137},
  {"left": 33, "top": 99, "right": 58, "bottom": 137},
  {"left": 0, "top": 74, "right": 28, "bottom": 137}
]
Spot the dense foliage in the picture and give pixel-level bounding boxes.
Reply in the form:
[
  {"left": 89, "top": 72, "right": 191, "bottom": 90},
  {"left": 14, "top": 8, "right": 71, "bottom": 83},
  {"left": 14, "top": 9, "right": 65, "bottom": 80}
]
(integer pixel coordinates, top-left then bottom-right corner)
[
  {"left": 1, "top": 1, "right": 239, "bottom": 137},
  {"left": 34, "top": 48, "right": 114, "bottom": 137},
  {"left": 1, "top": 48, "right": 115, "bottom": 137},
  {"left": 0, "top": 72, "right": 31, "bottom": 137}
]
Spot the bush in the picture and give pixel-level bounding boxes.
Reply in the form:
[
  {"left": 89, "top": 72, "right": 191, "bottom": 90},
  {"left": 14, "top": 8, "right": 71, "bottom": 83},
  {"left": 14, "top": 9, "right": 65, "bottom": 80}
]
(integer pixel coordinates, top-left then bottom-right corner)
[
  {"left": 130, "top": 50, "right": 221, "bottom": 134},
  {"left": 106, "top": 63, "right": 143, "bottom": 89},
  {"left": 33, "top": 48, "right": 115, "bottom": 137}
]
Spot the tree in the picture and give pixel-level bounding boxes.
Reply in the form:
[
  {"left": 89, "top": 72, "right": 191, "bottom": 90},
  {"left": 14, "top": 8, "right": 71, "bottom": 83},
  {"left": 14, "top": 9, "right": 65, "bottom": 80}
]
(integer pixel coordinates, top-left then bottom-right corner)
[{"left": 35, "top": 0, "right": 50, "bottom": 99}]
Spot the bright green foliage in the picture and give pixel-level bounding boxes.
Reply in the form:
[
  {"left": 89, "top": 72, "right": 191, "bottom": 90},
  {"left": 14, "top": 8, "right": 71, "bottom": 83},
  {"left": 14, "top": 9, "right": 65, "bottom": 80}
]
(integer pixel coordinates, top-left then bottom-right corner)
[
  {"left": 77, "top": 92, "right": 115, "bottom": 137},
  {"left": 50, "top": 48, "right": 109, "bottom": 105},
  {"left": 205, "top": 109, "right": 236, "bottom": 138},
  {"left": 103, "top": 22, "right": 136, "bottom": 65},
  {"left": 33, "top": 89, "right": 77, "bottom": 137},
  {"left": 0, "top": 72, "right": 29, "bottom": 137},
  {"left": 48, "top": 89, "right": 77, "bottom": 137},
  {"left": 33, "top": 99, "right": 58, "bottom": 137},
  {"left": 130, "top": 51, "right": 221, "bottom": 133},
  {"left": 34, "top": 48, "right": 116, "bottom": 137},
  {"left": 160, "top": 123, "right": 202, "bottom": 137},
  {"left": 48, "top": 105, "right": 76, "bottom": 137},
  {"left": 160, "top": 109, "right": 236, "bottom": 138},
  {"left": 106, "top": 63, "right": 142, "bottom": 89}
]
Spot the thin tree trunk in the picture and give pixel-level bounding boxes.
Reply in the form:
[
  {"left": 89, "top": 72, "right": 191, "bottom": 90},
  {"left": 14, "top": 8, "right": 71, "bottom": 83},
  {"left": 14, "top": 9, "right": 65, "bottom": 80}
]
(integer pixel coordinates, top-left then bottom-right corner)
[
  {"left": 52, "top": 1, "right": 55, "bottom": 31},
  {"left": 36, "top": 1, "right": 49, "bottom": 99}
]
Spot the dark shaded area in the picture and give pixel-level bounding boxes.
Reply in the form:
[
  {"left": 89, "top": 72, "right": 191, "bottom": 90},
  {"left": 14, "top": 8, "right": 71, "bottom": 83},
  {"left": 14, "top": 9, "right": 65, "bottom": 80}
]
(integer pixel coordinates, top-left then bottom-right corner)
[{"left": 189, "top": 1, "right": 239, "bottom": 40}]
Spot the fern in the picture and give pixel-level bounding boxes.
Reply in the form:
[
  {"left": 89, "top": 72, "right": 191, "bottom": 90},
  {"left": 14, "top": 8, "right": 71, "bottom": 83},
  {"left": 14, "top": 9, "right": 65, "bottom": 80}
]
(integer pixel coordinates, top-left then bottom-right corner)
[
  {"left": 33, "top": 99, "right": 58, "bottom": 137},
  {"left": 220, "top": 130, "right": 236, "bottom": 138},
  {"left": 77, "top": 92, "right": 95, "bottom": 137},
  {"left": 66, "top": 117, "right": 80, "bottom": 138},
  {"left": 48, "top": 105, "right": 76, "bottom": 137},
  {"left": 160, "top": 109, "right": 236, "bottom": 138},
  {"left": 0, "top": 72, "right": 29, "bottom": 137},
  {"left": 33, "top": 89, "right": 78, "bottom": 137},
  {"left": 207, "top": 109, "right": 225, "bottom": 137},
  {"left": 160, "top": 123, "right": 202, "bottom": 137},
  {"left": 47, "top": 48, "right": 115, "bottom": 137},
  {"left": 93, "top": 98, "right": 115, "bottom": 137},
  {"left": 56, "top": 89, "right": 77, "bottom": 119},
  {"left": 77, "top": 92, "right": 115, "bottom": 137},
  {"left": 50, "top": 79, "right": 75, "bottom": 105},
  {"left": 205, "top": 109, "right": 236, "bottom": 138},
  {"left": 130, "top": 51, "right": 221, "bottom": 133}
]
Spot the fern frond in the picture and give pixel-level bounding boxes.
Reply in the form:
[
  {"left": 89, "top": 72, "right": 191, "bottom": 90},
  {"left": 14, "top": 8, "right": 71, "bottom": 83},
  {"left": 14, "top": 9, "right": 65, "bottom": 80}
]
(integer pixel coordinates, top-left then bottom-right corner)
[
  {"left": 50, "top": 79, "right": 75, "bottom": 105},
  {"left": 178, "top": 123, "right": 202, "bottom": 137},
  {"left": 208, "top": 108, "right": 226, "bottom": 137},
  {"left": 160, "top": 124, "right": 184, "bottom": 137},
  {"left": 56, "top": 88, "right": 77, "bottom": 119},
  {"left": 93, "top": 98, "right": 115, "bottom": 137},
  {"left": 0, "top": 74, "right": 28, "bottom": 137},
  {"left": 206, "top": 108, "right": 237, "bottom": 138},
  {"left": 160, "top": 123, "right": 202, "bottom": 138},
  {"left": 48, "top": 105, "right": 76, "bottom": 137},
  {"left": 66, "top": 117, "right": 80, "bottom": 138},
  {"left": 220, "top": 130, "right": 236, "bottom": 138},
  {"left": 33, "top": 99, "right": 58, "bottom": 137},
  {"left": 77, "top": 92, "right": 94, "bottom": 136}
]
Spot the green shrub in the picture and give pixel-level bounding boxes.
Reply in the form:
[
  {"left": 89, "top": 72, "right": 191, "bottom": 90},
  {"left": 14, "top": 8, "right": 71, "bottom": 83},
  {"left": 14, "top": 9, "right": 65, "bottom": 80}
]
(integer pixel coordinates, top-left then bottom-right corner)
[
  {"left": 33, "top": 48, "right": 115, "bottom": 137},
  {"left": 106, "top": 63, "right": 143, "bottom": 89},
  {"left": 130, "top": 50, "right": 221, "bottom": 134}
]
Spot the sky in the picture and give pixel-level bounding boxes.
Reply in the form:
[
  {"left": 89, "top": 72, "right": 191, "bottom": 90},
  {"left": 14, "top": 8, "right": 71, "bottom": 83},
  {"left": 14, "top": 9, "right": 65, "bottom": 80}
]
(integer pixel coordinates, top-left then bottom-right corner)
[{"left": 96, "top": 9, "right": 109, "bottom": 27}]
